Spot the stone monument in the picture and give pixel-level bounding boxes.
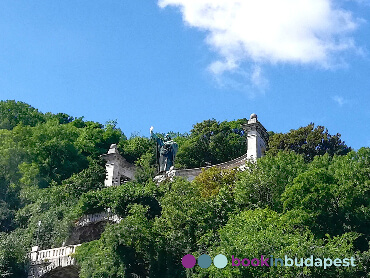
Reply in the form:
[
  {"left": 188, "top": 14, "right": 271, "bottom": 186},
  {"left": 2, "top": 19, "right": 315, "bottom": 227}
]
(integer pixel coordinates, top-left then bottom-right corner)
[
  {"left": 101, "top": 144, "right": 136, "bottom": 186},
  {"left": 243, "top": 113, "right": 268, "bottom": 161},
  {"left": 150, "top": 126, "right": 178, "bottom": 173},
  {"left": 152, "top": 113, "right": 268, "bottom": 182}
]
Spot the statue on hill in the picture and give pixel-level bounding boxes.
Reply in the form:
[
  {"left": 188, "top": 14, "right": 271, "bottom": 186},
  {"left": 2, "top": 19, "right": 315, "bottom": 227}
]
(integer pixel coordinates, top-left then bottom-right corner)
[{"left": 150, "top": 126, "right": 178, "bottom": 173}]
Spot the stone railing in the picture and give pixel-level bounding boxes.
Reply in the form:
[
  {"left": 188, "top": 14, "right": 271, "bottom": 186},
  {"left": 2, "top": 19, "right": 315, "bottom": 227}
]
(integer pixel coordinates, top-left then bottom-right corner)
[
  {"left": 28, "top": 211, "right": 123, "bottom": 277},
  {"left": 30, "top": 245, "right": 79, "bottom": 262},
  {"left": 28, "top": 209, "right": 123, "bottom": 277},
  {"left": 75, "top": 210, "right": 122, "bottom": 227},
  {"left": 155, "top": 153, "right": 250, "bottom": 182},
  {"left": 28, "top": 245, "right": 80, "bottom": 278},
  {"left": 176, "top": 152, "right": 249, "bottom": 176}
]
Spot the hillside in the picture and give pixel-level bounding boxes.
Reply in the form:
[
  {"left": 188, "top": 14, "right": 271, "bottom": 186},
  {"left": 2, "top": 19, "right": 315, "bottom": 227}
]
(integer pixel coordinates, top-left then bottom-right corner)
[{"left": 0, "top": 100, "right": 368, "bottom": 278}]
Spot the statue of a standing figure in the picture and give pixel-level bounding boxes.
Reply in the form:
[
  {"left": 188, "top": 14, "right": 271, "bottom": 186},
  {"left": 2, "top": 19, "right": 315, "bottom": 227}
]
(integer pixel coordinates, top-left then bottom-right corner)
[{"left": 150, "top": 126, "right": 178, "bottom": 173}]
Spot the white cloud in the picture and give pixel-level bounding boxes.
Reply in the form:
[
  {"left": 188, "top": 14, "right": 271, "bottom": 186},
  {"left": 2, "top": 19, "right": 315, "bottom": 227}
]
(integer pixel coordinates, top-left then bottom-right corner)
[
  {"left": 332, "top": 95, "right": 347, "bottom": 106},
  {"left": 158, "top": 0, "right": 360, "bottom": 89},
  {"left": 208, "top": 59, "right": 237, "bottom": 75},
  {"left": 251, "top": 65, "right": 268, "bottom": 89}
]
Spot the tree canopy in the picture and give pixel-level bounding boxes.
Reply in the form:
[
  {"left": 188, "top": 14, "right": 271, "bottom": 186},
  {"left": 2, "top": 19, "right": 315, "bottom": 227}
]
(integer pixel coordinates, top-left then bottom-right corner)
[
  {"left": 0, "top": 100, "right": 368, "bottom": 278},
  {"left": 267, "top": 123, "right": 351, "bottom": 161}
]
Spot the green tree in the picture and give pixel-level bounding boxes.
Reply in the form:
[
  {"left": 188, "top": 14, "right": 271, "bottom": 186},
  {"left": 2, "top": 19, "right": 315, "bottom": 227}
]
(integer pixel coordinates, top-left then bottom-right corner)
[
  {"left": 267, "top": 123, "right": 351, "bottom": 162},
  {"left": 0, "top": 231, "right": 28, "bottom": 278},
  {"left": 0, "top": 100, "right": 45, "bottom": 130},
  {"left": 282, "top": 149, "right": 370, "bottom": 239},
  {"left": 16, "top": 121, "right": 88, "bottom": 187},
  {"left": 175, "top": 118, "right": 248, "bottom": 168},
  {"left": 63, "top": 158, "right": 106, "bottom": 199},
  {"left": 194, "top": 167, "right": 237, "bottom": 198},
  {"left": 201, "top": 209, "right": 365, "bottom": 278},
  {"left": 75, "top": 204, "right": 155, "bottom": 278},
  {"left": 120, "top": 136, "right": 154, "bottom": 164},
  {"left": 234, "top": 152, "right": 307, "bottom": 212},
  {"left": 75, "top": 120, "right": 126, "bottom": 158},
  {"left": 44, "top": 112, "right": 74, "bottom": 125}
]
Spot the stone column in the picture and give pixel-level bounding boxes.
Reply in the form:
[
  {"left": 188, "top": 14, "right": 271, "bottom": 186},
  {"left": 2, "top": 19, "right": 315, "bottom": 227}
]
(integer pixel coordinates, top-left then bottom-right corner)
[
  {"left": 101, "top": 144, "right": 136, "bottom": 186},
  {"left": 243, "top": 113, "right": 268, "bottom": 161},
  {"left": 30, "top": 246, "right": 39, "bottom": 262}
]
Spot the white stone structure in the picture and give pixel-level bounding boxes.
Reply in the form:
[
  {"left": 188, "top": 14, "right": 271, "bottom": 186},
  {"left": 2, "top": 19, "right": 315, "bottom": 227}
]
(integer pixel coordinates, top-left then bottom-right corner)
[
  {"left": 75, "top": 210, "right": 122, "bottom": 227},
  {"left": 243, "top": 113, "right": 268, "bottom": 161},
  {"left": 101, "top": 144, "right": 136, "bottom": 187},
  {"left": 28, "top": 245, "right": 80, "bottom": 278},
  {"left": 28, "top": 211, "right": 123, "bottom": 277},
  {"left": 156, "top": 113, "right": 268, "bottom": 182}
]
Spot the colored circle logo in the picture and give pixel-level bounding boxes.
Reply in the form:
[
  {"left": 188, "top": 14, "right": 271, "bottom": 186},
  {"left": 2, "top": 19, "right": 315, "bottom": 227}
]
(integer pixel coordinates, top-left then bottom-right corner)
[
  {"left": 182, "top": 254, "right": 228, "bottom": 269},
  {"left": 214, "top": 254, "right": 228, "bottom": 268},
  {"left": 182, "top": 254, "right": 196, "bottom": 268},
  {"left": 198, "top": 254, "right": 212, "bottom": 268}
]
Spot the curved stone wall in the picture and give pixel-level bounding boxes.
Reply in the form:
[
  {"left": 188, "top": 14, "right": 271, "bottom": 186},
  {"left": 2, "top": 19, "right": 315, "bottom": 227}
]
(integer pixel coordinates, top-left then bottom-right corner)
[{"left": 164, "top": 153, "right": 250, "bottom": 181}]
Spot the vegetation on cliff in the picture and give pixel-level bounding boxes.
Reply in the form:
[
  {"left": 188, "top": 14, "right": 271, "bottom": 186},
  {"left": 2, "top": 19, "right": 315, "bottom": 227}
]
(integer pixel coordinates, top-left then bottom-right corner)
[{"left": 0, "top": 100, "right": 368, "bottom": 278}]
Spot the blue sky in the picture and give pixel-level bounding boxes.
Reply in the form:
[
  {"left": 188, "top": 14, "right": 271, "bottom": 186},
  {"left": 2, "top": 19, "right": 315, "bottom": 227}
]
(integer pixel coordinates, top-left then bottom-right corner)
[{"left": 0, "top": 1, "right": 369, "bottom": 149}]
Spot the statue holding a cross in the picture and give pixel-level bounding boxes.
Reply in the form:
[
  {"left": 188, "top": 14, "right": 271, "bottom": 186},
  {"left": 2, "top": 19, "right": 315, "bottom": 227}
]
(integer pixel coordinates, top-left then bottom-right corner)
[{"left": 150, "top": 126, "right": 178, "bottom": 173}]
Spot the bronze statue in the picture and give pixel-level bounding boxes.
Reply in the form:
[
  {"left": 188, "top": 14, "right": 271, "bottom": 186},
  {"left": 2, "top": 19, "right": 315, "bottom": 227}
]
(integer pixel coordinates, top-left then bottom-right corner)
[{"left": 150, "top": 126, "right": 178, "bottom": 173}]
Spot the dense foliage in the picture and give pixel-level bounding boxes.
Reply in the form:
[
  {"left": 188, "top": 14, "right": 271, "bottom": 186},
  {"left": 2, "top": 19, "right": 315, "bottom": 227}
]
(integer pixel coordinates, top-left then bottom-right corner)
[
  {"left": 0, "top": 100, "right": 368, "bottom": 278},
  {"left": 267, "top": 123, "right": 351, "bottom": 161},
  {"left": 174, "top": 118, "right": 249, "bottom": 168}
]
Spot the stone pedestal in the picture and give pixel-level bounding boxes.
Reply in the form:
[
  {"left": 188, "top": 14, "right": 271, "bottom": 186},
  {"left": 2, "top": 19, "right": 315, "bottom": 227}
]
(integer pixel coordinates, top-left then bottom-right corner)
[{"left": 101, "top": 144, "right": 136, "bottom": 186}]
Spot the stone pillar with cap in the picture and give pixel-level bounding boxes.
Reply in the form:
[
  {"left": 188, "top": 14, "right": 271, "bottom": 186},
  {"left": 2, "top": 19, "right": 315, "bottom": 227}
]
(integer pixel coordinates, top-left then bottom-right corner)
[
  {"left": 30, "top": 246, "right": 39, "bottom": 262},
  {"left": 101, "top": 144, "right": 136, "bottom": 186},
  {"left": 243, "top": 113, "right": 268, "bottom": 161}
]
